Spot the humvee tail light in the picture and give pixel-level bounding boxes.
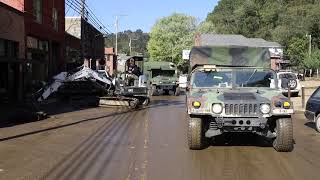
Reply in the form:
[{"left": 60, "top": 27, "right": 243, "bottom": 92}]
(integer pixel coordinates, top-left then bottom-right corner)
[
  {"left": 283, "top": 101, "right": 291, "bottom": 109},
  {"left": 212, "top": 103, "right": 223, "bottom": 114},
  {"left": 260, "top": 104, "right": 271, "bottom": 114},
  {"left": 193, "top": 101, "right": 201, "bottom": 108}
]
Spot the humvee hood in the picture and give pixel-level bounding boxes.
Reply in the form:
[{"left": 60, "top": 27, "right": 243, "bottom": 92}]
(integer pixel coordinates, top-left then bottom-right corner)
[{"left": 188, "top": 88, "right": 283, "bottom": 110}]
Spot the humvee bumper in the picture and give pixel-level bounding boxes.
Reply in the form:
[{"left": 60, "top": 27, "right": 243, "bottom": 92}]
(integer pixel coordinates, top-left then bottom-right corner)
[
  {"left": 121, "top": 87, "right": 148, "bottom": 96},
  {"left": 215, "top": 117, "right": 268, "bottom": 128},
  {"left": 156, "top": 84, "right": 176, "bottom": 90}
]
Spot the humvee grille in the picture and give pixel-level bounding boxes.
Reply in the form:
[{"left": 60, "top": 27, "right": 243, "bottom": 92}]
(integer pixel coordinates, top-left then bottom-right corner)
[{"left": 225, "top": 103, "right": 258, "bottom": 115}]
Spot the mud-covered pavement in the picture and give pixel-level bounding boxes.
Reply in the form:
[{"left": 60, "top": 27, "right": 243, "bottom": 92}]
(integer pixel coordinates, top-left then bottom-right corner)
[{"left": 1, "top": 96, "right": 320, "bottom": 180}]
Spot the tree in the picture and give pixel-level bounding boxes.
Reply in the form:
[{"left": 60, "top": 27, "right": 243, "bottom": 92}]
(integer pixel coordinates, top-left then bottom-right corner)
[
  {"left": 104, "top": 29, "right": 149, "bottom": 56},
  {"left": 286, "top": 37, "right": 307, "bottom": 67},
  {"left": 197, "top": 21, "right": 216, "bottom": 33},
  {"left": 304, "top": 49, "right": 320, "bottom": 70},
  {"left": 204, "top": 0, "right": 320, "bottom": 67},
  {"left": 147, "top": 13, "right": 197, "bottom": 65}
]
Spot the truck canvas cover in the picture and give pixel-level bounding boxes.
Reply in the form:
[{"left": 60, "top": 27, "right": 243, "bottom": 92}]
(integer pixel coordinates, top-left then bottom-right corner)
[
  {"left": 144, "top": 61, "right": 176, "bottom": 71},
  {"left": 189, "top": 46, "right": 271, "bottom": 70}
]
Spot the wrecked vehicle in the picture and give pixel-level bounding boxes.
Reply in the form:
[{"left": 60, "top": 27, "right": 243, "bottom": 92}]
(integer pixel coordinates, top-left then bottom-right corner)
[{"left": 186, "top": 45, "right": 294, "bottom": 152}]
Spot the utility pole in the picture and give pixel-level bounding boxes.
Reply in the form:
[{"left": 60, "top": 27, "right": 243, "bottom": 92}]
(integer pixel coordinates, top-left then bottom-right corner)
[
  {"left": 306, "top": 34, "right": 312, "bottom": 57},
  {"left": 80, "top": 0, "right": 85, "bottom": 60},
  {"left": 114, "top": 15, "right": 127, "bottom": 55},
  {"left": 80, "top": 0, "right": 85, "bottom": 18},
  {"left": 129, "top": 37, "right": 138, "bottom": 55}
]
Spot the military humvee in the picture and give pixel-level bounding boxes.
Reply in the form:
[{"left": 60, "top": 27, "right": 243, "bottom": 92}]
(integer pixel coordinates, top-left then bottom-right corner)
[
  {"left": 144, "top": 61, "right": 180, "bottom": 96},
  {"left": 186, "top": 45, "right": 294, "bottom": 152}
]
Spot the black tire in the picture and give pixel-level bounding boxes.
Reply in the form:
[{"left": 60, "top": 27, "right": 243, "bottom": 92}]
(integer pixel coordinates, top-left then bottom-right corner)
[
  {"left": 129, "top": 99, "right": 139, "bottom": 109},
  {"left": 288, "top": 79, "right": 298, "bottom": 90},
  {"left": 188, "top": 117, "right": 206, "bottom": 150},
  {"left": 174, "top": 87, "right": 180, "bottom": 96},
  {"left": 281, "top": 78, "right": 297, "bottom": 90},
  {"left": 141, "top": 97, "right": 150, "bottom": 108},
  {"left": 273, "top": 118, "right": 294, "bottom": 152}
]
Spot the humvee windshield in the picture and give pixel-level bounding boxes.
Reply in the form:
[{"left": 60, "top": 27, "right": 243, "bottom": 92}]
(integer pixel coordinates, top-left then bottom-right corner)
[
  {"left": 191, "top": 67, "right": 275, "bottom": 88},
  {"left": 152, "top": 70, "right": 175, "bottom": 78}
]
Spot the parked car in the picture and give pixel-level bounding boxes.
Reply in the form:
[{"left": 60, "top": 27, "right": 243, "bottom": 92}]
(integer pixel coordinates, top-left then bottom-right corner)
[
  {"left": 276, "top": 71, "right": 301, "bottom": 97},
  {"left": 305, "top": 86, "right": 320, "bottom": 132}
]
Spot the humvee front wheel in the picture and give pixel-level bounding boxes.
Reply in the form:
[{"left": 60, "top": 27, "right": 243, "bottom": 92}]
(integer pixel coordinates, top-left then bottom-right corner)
[
  {"left": 188, "top": 117, "right": 206, "bottom": 150},
  {"left": 273, "top": 118, "right": 294, "bottom": 152}
]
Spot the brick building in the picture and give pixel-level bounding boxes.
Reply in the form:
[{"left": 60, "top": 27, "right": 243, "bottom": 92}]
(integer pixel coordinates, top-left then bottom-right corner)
[
  {"left": 0, "top": 1, "right": 25, "bottom": 102},
  {"left": 24, "top": 0, "right": 65, "bottom": 83},
  {"left": 65, "top": 32, "right": 81, "bottom": 70},
  {"left": 65, "top": 16, "right": 105, "bottom": 66},
  {"left": 104, "top": 48, "right": 117, "bottom": 75}
]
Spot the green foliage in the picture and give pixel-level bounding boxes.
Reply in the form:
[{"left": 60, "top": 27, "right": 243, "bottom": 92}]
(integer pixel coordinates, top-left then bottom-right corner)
[
  {"left": 205, "top": 0, "right": 320, "bottom": 67},
  {"left": 196, "top": 21, "right": 216, "bottom": 34},
  {"left": 286, "top": 37, "right": 308, "bottom": 66},
  {"left": 304, "top": 49, "right": 320, "bottom": 69},
  {"left": 104, "top": 29, "right": 149, "bottom": 56},
  {"left": 147, "top": 13, "right": 197, "bottom": 66}
]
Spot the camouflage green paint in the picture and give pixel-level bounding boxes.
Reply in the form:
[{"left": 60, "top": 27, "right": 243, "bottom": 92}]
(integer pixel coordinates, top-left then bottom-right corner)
[
  {"left": 189, "top": 46, "right": 271, "bottom": 70},
  {"left": 187, "top": 88, "right": 286, "bottom": 115},
  {"left": 144, "top": 61, "right": 178, "bottom": 86}
]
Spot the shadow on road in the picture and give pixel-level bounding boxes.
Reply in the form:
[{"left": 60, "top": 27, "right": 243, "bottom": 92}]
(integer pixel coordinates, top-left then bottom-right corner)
[
  {"left": 209, "top": 133, "right": 273, "bottom": 148},
  {"left": 42, "top": 109, "right": 142, "bottom": 180},
  {"left": 0, "top": 96, "right": 105, "bottom": 128},
  {"left": 0, "top": 107, "right": 138, "bottom": 142},
  {"left": 304, "top": 122, "right": 317, "bottom": 132}
]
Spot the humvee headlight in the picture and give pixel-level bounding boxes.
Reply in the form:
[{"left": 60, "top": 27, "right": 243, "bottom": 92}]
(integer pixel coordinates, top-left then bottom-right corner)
[
  {"left": 212, "top": 103, "right": 223, "bottom": 114},
  {"left": 193, "top": 101, "right": 201, "bottom": 108},
  {"left": 260, "top": 104, "right": 271, "bottom": 114},
  {"left": 283, "top": 101, "right": 291, "bottom": 109}
]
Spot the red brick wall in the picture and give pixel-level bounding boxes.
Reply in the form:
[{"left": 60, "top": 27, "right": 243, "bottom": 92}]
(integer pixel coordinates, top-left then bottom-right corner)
[
  {"left": 0, "top": 3, "right": 25, "bottom": 58},
  {"left": 24, "top": 0, "right": 65, "bottom": 71},
  {"left": 0, "top": 0, "right": 24, "bottom": 12},
  {"left": 24, "top": 0, "right": 65, "bottom": 42}
]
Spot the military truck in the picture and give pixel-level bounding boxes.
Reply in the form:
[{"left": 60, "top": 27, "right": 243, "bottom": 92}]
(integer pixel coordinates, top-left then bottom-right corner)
[
  {"left": 144, "top": 61, "right": 180, "bottom": 96},
  {"left": 186, "top": 45, "right": 294, "bottom": 152}
]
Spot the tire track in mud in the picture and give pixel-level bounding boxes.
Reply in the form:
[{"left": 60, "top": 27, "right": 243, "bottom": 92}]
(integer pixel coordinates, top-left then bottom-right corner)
[
  {"left": 42, "top": 109, "right": 136, "bottom": 179},
  {"left": 61, "top": 111, "right": 138, "bottom": 180}
]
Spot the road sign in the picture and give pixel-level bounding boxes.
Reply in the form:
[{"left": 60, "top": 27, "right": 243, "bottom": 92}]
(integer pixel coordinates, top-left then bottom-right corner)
[{"left": 182, "top": 50, "right": 191, "bottom": 60}]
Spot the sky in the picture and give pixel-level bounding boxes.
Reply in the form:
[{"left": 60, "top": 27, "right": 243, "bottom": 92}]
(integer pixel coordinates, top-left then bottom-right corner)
[{"left": 66, "top": 0, "right": 219, "bottom": 33}]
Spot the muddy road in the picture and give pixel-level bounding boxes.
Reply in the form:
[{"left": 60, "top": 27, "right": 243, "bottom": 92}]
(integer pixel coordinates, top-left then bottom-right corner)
[{"left": 0, "top": 96, "right": 320, "bottom": 180}]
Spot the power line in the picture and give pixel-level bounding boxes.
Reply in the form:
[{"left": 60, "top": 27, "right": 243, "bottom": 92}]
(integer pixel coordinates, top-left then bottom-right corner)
[
  {"left": 66, "top": 0, "right": 108, "bottom": 35},
  {"left": 66, "top": 0, "right": 111, "bottom": 34},
  {"left": 65, "top": 0, "right": 74, "bottom": 15}
]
